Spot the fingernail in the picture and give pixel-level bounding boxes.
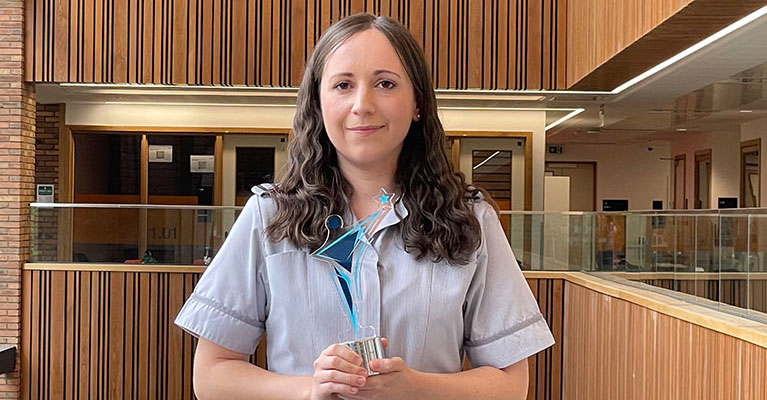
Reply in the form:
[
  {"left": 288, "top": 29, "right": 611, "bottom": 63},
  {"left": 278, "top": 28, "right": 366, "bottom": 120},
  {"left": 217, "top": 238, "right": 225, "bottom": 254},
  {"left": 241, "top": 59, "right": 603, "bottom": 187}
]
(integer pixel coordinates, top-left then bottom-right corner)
[
  {"left": 350, "top": 387, "right": 358, "bottom": 394},
  {"left": 357, "top": 368, "right": 367, "bottom": 376},
  {"left": 356, "top": 357, "right": 363, "bottom": 365},
  {"left": 357, "top": 377, "right": 366, "bottom": 385}
]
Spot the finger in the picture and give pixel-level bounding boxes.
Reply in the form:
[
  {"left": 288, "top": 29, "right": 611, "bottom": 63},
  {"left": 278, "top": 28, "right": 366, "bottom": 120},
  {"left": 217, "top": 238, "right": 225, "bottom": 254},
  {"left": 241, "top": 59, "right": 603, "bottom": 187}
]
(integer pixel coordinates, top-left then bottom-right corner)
[
  {"left": 318, "top": 382, "right": 361, "bottom": 397},
  {"left": 315, "top": 369, "right": 367, "bottom": 387},
  {"left": 381, "top": 338, "right": 389, "bottom": 350},
  {"left": 322, "top": 344, "right": 364, "bottom": 365},
  {"left": 369, "top": 357, "right": 405, "bottom": 373},
  {"left": 315, "top": 355, "right": 368, "bottom": 376}
]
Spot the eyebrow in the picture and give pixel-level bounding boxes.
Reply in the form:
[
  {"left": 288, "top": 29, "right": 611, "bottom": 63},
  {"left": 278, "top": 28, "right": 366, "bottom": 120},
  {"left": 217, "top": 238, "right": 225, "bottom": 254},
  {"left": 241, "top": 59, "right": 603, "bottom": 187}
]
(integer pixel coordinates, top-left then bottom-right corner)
[{"left": 330, "top": 69, "right": 401, "bottom": 79}]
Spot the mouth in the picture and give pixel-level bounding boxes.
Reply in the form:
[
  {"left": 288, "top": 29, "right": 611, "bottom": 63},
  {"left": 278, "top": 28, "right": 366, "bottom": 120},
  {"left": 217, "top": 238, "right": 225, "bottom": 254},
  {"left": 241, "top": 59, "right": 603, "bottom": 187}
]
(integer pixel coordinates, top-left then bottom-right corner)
[{"left": 346, "top": 125, "right": 384, "bottom": 135}]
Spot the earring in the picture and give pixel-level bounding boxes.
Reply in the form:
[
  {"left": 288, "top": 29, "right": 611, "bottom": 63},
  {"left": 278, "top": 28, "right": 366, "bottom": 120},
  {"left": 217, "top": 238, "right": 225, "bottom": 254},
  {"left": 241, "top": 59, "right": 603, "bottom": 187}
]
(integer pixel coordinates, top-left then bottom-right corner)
[{"left": 416, "top": 114, "right": 421, "bottom": 120}]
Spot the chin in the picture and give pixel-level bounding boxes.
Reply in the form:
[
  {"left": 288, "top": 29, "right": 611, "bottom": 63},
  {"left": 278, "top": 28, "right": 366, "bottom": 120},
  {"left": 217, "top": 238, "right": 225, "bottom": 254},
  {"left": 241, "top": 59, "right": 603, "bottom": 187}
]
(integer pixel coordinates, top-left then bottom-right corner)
[{"left": 343, "top": 150, "right": 392, "bottom": 167}]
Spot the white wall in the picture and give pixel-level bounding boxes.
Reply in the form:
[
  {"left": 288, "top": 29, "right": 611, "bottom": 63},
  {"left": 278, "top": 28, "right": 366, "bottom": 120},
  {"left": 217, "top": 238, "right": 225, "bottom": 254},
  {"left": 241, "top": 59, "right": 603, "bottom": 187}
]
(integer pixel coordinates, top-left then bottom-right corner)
[
  {"left": 668, "top": 129, "right": 742, "bottom": 209},
  {"left": 709, "top": 130, "right": 741, "bottom": 206},
  {"left": 546, "top": 143, "right": 671, "bottom": 210}
]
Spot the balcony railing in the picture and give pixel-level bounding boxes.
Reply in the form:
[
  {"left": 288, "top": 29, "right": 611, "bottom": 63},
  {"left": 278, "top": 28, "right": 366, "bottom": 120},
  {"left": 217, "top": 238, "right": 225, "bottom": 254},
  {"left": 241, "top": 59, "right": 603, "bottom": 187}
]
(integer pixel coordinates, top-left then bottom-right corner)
[
  {"left": 29, "top": 203, "right": 767, "bottom": 318},
  {"left": 499, "top": 209, "right": 767, "bottom": 319},
  {"left": 29, "top": 203, "right": 243, "bottom": 266}
]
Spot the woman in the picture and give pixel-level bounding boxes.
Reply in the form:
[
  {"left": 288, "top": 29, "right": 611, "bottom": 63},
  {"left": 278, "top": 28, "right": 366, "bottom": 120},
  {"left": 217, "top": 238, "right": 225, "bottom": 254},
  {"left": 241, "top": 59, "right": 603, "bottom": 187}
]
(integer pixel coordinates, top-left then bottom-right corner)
[{"left": 175, "top": 13, "right": 554, "bottom": 400}]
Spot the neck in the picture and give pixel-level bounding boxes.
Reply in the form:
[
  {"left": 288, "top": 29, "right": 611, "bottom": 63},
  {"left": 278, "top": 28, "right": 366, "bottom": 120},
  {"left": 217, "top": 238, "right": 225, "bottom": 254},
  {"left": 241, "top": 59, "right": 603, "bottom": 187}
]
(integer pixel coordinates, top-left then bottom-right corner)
[{"left": 338, "top": 157, "right": 398, "bottom": 219}]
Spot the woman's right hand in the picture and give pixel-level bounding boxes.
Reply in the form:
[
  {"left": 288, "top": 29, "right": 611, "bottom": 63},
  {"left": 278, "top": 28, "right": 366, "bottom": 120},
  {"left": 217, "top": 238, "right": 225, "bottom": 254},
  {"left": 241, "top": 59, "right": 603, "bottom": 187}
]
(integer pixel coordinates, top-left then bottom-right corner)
[{"left": 310, "top": 344, "right": 369, "bottom": 400}]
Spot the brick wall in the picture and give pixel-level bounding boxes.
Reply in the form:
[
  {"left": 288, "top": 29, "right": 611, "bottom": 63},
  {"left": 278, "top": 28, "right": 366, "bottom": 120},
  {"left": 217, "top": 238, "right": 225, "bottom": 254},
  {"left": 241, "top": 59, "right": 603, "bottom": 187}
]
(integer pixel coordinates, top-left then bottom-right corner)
[
  {"left": 0, "top": 1, "right": 35, "bottom": 398},
  {"left": 34, "top": 105, "right": 58, "bottom": 201},
  {"left": 31, "top": 105, "right": 58, "bottom": 262}
]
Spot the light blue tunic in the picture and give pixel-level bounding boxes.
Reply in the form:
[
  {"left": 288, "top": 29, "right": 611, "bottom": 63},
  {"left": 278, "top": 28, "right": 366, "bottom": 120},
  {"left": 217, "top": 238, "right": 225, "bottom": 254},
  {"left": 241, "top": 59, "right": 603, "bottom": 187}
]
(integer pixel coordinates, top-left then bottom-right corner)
[{"left": 174, "top": 186, "right": 555, "bottom": 375}]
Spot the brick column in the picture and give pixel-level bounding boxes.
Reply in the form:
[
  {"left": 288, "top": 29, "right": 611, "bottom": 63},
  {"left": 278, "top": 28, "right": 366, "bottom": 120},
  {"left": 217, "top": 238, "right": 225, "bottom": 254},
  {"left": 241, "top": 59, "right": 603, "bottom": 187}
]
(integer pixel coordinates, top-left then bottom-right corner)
[{"left": 0, "top": 1, "right": 35, "bottom": 398}]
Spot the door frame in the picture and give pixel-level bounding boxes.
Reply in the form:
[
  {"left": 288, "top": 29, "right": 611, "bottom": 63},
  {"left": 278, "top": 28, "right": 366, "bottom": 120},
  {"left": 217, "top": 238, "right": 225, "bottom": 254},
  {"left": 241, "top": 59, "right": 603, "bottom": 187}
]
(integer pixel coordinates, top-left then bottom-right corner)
[
  {"left": 694, "top": 149, "right": 712, "bottom": 209},
  {"left": 740, "top": 138, "right": 761, "bottom": 208},
  {"left": 673, "top": 154, "right": 686, "bottom": 209},
  {"left": 446, "top": 131, "right": 532, "bottom": 211}
]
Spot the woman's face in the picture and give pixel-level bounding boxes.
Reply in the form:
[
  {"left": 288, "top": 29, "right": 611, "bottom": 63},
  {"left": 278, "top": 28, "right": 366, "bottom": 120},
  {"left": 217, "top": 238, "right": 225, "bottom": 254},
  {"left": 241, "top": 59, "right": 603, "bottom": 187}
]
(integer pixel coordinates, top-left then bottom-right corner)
[{"left": 319, "top": 29, "right": 419, "bottom": 171}]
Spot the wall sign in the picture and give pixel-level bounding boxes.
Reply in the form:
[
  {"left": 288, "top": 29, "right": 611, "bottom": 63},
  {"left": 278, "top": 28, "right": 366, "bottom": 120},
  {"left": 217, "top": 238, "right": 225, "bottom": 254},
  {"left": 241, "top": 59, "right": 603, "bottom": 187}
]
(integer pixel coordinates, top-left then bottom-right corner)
[
  {"left": 190, "top": 155, "right": 214, "bottom": 173},
  {"left": 148, "top": 145, "right": 173, "bottom": 163},
  {"left": 36, "top": 184, "right": 54, "bottom": 203}
]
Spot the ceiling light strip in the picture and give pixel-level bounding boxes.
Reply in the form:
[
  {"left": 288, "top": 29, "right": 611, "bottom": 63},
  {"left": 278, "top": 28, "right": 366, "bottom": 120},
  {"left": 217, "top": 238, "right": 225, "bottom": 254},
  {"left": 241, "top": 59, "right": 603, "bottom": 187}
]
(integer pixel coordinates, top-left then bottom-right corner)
[
  {"left": 545, "top": 108, "right": 585, "bottom": 131},
  {"left": 611, "top": 5, "right": 767, "bottom": 94}
]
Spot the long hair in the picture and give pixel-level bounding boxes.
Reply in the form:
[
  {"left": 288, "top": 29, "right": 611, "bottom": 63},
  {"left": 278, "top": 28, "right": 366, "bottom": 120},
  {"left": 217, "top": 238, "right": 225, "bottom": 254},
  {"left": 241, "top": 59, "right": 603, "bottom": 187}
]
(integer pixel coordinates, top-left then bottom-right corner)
[{"left": 265, "top": 13, "right": 485, "bottom": 265}]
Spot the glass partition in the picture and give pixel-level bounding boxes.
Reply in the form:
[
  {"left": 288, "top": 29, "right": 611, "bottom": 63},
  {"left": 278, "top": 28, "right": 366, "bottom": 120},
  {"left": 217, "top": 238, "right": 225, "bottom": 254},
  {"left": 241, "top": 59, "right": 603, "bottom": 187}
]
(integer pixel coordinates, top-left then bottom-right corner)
[
  {"left": 30, "top": 203, "right": 242, "bottom": 265},
  {"left": 498, "top": 209, "right": 767, "bottom": 319},
  {"left": 30, "top": 204, "right": 767, "bottom": 319}
]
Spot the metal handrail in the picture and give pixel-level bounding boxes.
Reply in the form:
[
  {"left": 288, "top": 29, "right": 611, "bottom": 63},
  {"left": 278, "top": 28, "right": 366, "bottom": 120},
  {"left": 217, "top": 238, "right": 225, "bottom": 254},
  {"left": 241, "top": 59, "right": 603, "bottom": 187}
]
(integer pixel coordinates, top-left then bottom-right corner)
[{"left": 29, "top": 202, "right": 244, "bottom": 210}]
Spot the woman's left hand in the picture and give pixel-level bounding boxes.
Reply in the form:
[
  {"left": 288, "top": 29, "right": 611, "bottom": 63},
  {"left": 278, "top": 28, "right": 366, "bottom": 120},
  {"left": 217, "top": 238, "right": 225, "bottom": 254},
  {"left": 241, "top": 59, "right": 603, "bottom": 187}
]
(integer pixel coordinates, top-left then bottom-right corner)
[{"left": 340, "top": 339, "right": 422, "bottom": 400}]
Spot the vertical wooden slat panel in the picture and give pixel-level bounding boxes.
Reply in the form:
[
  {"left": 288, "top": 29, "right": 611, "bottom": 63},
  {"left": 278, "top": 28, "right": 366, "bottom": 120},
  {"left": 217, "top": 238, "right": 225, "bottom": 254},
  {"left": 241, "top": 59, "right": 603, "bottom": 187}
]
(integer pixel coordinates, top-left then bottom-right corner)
[
  {"left": 269, "top": 0, "right": 279, "bottom": 85},
  {"left": 34, "top": 0, "right": 44, "bottom": 81},
  {"left": 29, "top": 0, "right": 570, "bottom": 89},
  {"left": 20, "top": 270, "right": 563, "bottom": 399},
  {"left": 93, "top": 0, "right": 103, "bottom": 82},
  {"left": 436, "top": 0, "right": 447, "bottom": 88},
  {"left": 20, "top": 271, "right": 33, "bottom": 400},
  {"left": 289, "top": 0, "right": 306, "bottom": 86},
  {"left": 113, "top": 0, "right": 127, "bottom": 81},
  {"left": 172, "top": 0, "right": 187, "bottom": 84},
  {"left": 124, "top": 272, "right": 135, "bottom": 400},
  {"left": 260, "top": 0, "right": 272, "bottom": 86},
  {"left": 48, "top": 271, "right": 65, "bottom": 400},
  {"left": 107, "top": 273, "right": 124, "bottom": 398},
  {"left": 200, "top": 0, "right": 211, "bottom": 85},
  {"left": 229, "top": 0, "right": 246, "bottom": 85},
  {"left": 63, "top": 272, "right": 75, "bottom": 400},
  {"left": 483, "top": 0, "right": 491, "bottom": 89},
  {"left": 139, "top": 0, "right": 150, "bottom": 82},
  {"left": 54, "top": 0, "right": 68, "bottom": 81},
  {"left": 526, "top": 0, "right": 541, "bottom": 88},
  {"left": 444, "top": 0, "right": 452, "bottom": 88},
  {"left": 136, "top": 273, "right": 149, "bottom": 399}
]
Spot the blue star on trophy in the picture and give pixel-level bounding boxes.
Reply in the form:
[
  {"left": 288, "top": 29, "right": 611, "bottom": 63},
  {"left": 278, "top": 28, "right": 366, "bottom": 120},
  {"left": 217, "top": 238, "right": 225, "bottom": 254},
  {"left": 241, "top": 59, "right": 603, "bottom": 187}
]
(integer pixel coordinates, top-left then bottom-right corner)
[{"left": 310, "top": 189, "right": 396, "bottom": 375}]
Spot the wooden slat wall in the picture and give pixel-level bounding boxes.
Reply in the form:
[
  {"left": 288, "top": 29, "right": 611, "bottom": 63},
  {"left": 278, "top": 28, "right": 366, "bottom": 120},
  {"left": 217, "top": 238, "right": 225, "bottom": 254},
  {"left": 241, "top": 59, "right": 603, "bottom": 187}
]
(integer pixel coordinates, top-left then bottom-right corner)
[
  {"left": 21, "top": 269, "right": 563, "bottom": 400},
  {"left": 563, "top": 282, "right": 767, "bottom": 399},
  {"left": 21, "top": 270, "right": 204, "bottom": 400},
  {"left": 25, "top": 0, "right": 568, "bottom": 90},
  {"left": 638, "top": 277, "right": 767, "bottom": 314},
  {"left": 566, "top": 0, "right": 767, "bottom": 90},
  {"left": 526, "top": 278, "right": 565, "bottom": 400},
  {"left": 566, "top": 0, "right": 693, "bottom": 88}
]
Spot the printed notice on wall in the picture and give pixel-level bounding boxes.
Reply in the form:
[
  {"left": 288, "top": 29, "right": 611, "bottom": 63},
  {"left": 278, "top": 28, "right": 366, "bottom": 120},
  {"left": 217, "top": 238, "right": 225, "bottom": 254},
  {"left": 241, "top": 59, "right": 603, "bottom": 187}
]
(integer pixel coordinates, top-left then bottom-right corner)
[
  {"left": 36, "top": 184, "right": 54, "bottom": 203},
  {"left": 148, "top": 145, "right": 173, "bottom": 163},
  {"left": 190, "top": 155, "right": 214, "bottom": 173}
]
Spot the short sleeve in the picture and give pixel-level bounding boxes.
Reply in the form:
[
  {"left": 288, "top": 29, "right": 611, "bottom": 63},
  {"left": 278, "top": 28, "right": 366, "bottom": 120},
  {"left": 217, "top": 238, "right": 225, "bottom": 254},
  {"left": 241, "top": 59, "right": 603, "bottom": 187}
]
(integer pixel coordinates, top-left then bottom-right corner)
[
  {"left": 174, "top": 195, "right": 268, "bottom": 354},
  {"left": 463, "top": 202, "right": 555, "bottom": 368}
]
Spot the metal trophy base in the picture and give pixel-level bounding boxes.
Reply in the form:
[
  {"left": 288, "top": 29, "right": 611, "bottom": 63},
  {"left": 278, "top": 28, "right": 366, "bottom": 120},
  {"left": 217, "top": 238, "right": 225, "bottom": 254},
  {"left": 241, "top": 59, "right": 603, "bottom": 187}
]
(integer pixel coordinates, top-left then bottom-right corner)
[{"left": 339, "top": 336, "right": 384, "bottom": 376}]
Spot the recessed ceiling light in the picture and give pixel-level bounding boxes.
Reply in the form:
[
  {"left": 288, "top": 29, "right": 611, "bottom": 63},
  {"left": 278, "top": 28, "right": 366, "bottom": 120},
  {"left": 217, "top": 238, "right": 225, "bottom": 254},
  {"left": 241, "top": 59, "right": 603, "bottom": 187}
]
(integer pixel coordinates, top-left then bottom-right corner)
[
  {"left": 740, "top": 110, "right": 753, "bottom": 113},
  {"left": 676, "top": 128, "right": 687, "bottom": 132}
]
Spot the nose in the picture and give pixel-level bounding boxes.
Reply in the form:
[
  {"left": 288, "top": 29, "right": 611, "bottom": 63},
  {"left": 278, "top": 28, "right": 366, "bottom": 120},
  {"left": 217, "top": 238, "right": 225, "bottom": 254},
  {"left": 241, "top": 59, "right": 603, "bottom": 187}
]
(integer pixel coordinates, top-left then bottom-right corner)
[{"left": 351, "top": 85, "right": 375, "bottom": 116}]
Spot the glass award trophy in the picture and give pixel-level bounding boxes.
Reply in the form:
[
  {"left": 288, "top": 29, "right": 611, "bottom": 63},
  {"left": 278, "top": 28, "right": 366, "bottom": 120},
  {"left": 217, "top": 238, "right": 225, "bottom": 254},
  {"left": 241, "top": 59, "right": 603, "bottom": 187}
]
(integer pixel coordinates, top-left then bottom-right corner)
[{"left": 311, "top": 189, "right": 396, "bottom": 375}]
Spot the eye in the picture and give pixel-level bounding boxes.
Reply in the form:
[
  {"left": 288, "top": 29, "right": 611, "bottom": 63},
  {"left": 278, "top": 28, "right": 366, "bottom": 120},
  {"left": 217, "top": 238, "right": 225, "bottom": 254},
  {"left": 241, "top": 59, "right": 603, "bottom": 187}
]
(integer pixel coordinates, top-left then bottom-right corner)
[
  {"left": 334, "top": 81, "right": 351, "bottom": 90},
  {"left": 377, "top": 80, "right": 396, "bottom": 89}
]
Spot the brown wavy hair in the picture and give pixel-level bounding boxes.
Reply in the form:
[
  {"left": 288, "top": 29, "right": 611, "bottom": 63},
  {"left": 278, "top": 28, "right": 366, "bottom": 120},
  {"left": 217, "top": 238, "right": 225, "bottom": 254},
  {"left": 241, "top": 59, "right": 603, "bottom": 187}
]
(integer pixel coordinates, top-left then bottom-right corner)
[{"left": 264, "top": 13, "right": 488, "bottom": 265}]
